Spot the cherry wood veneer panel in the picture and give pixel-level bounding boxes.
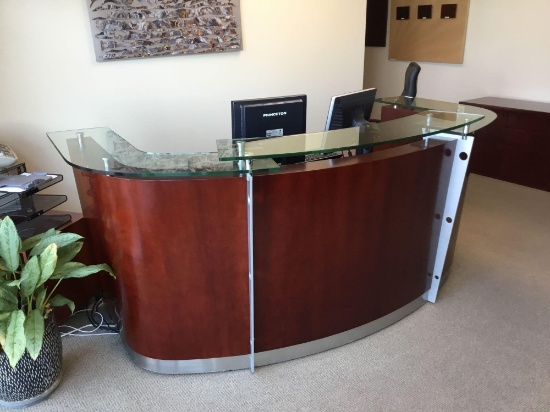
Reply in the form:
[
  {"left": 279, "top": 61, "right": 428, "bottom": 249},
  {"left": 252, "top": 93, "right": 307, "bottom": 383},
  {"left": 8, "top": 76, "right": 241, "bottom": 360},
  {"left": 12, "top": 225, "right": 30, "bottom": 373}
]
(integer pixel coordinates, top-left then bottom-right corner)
[
  {"left": 73, "top": 171, "right": 249, "bottom": 360},
  {"left": 70, "top": 140, "right": 449, "bottom": 359},
  {"left": 253, "top": 143, "right": 446, "bottom": 351},
  {"left": 460, "top": 97, "right": 550, "bottom": 192}
]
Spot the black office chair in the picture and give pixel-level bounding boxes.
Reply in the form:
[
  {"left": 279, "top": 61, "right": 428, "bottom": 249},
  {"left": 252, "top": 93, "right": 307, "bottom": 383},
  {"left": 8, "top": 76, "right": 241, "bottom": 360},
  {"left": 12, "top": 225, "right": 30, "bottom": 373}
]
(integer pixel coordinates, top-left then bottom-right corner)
[{"left": 401, "top": 62, "right": 421, "bottom": 99}]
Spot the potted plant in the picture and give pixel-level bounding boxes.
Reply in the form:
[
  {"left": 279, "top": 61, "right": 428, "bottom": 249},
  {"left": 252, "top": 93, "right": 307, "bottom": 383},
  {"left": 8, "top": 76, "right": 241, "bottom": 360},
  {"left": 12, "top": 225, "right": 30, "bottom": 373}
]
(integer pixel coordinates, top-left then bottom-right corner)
[{"left": 0, "top": 216, "right": 114, "bottom": 408}]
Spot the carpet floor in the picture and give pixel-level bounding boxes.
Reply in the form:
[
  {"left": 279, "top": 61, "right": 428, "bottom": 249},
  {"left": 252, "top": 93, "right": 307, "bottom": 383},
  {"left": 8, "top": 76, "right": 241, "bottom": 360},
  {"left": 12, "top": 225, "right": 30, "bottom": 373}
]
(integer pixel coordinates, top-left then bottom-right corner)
[{"left": 13, "top": 174, "right": 550, "bottom": 412}]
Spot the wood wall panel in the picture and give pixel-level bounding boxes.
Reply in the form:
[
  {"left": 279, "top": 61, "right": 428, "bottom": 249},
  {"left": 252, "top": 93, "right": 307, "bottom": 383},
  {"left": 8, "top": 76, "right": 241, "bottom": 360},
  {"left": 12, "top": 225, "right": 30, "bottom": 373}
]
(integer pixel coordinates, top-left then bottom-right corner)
[
  {"left": 73, "top": 172, "right": 250, "bottom": 360},
  {"left": 389, "top": 0, "right": 470, "bottom": 63},
  {"left": 366, "top": 0, "right": 389, "bottom": 47},
  {"left": 253, "top": 143, "right": 446, "bottom": 351}
]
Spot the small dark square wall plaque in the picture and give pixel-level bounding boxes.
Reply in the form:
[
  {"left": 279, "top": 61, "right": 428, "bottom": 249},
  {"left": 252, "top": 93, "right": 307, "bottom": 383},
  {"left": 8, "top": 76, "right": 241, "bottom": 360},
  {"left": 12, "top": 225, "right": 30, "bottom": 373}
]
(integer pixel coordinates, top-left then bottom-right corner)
[
  {"left": 396, "top": 6, "right": 410, "bottom": 20},
  {"left": 418, "top": 5, "right": 433, "bottom": 19},
  {"left": 441, "top": 4, "right": 458, "bottom": 19}
]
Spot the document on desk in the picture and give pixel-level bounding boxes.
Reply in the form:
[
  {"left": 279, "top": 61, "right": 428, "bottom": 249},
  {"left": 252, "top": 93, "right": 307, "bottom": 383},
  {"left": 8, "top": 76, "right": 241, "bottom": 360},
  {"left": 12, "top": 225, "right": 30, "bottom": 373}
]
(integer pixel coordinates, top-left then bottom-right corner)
[{"left": 0, "top": 173, "right": 54, "bottom": 192}]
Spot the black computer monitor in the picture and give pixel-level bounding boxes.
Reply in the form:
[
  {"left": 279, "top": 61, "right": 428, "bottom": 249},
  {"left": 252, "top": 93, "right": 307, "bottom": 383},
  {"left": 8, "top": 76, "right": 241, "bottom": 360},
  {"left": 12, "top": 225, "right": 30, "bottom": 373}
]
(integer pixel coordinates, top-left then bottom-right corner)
[
  {"left": 325, "top": 88, "right": 377, "bottom": 155},
  {"left": 231, "top": 95, "right": 307, "bottom": 165}
]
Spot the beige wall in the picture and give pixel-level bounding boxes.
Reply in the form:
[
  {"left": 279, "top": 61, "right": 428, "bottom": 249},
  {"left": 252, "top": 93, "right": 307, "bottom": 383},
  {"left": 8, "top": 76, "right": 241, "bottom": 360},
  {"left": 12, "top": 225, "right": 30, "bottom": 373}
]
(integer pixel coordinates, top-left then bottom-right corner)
[
  {"left": 0, "top": 0, "right": 367, "bottom": 212},
  {"left": 364, "top": 0, "right": 550, "bottom": 103}
]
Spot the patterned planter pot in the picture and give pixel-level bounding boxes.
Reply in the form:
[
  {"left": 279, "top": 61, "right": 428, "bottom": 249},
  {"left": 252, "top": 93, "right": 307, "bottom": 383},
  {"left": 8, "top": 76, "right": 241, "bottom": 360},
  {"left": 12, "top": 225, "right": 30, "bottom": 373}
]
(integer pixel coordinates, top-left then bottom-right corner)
[{"left": 0, "top": 316, "right": 62, "bottom": 408}]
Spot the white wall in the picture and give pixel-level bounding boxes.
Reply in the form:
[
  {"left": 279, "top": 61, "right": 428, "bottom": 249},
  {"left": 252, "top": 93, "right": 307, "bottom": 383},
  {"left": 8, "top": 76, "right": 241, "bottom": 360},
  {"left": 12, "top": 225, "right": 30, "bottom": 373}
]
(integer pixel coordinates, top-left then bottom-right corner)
[
  {"left": 0, "top": 0, "right": 367, "bottom": 212},
  {"left": 364, "top": 0, "right": 550, "bottom": 103}
]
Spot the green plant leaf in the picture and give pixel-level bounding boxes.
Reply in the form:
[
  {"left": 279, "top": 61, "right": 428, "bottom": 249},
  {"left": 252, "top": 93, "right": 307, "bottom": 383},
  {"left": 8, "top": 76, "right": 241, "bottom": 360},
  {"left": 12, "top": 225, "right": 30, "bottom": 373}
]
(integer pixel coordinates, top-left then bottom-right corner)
[
  {"left": 51, "top": 262, "right": 85, "bottom": 279},
  {"left": 0, "top": 287, "right": 18, "bottom": 311},
  {"left": 4, "top": 310, "right": 26, "bottom": 369},
  {"left": 0, "top": 258, "right": 8, "bottom": 271},
  {"left": 29, "top": 233, "right": 82, "bottom": 257},
  {"left": 0, "top": 217, "right": 21, "bottom": 273},
  {"left": 21, "top": 228, "right": 57, "bottom": 252},
  {"left": 56, "top": 242, "right": 83, "bottom": 267},
  {"left": 0, "top": 320, "right": 7, "bottom": 346},
  {"left": 0, "top": 312, "right": 10, "bottom": 322},
  {"left": 24, "top": 309, "right": 44, "bottom": 360},
  {"left": 49, "top": 294, "right": 75, "bottom": 313},
  {"left": 0, "top": 280, "right": 18, "bottom": 297},
  {"left": 52, "top": 263, "right": 114, "bottom": 280},
  {"left": 6, "top": 279, "right": 21, "bottom": 287},
  {"left": 19, "top": 255, "right": 41, "bottom": 298},
  {"left": 38, "top": 243, "right": 58, "bottom": 287},
  {"left": 95, "top": 263, "right": 115, "bottom": 278},
  {"left": 36, "top": 287, "right": 47, "bottom": 313}
]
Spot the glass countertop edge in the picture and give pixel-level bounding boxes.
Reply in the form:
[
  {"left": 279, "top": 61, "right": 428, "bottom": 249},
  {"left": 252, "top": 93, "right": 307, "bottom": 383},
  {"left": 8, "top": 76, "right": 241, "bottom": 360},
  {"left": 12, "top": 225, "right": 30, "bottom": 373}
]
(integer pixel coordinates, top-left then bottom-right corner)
[
  {"left": 375, "top": 96, "right": 463, "bottom": 111},
  {"left": 47, "top": 103, "right": 491, "bottom": 175},
  {"left": 47, "top": 135, "right": 280, "bottom": 177},
  {"left": 375, "top": 97, "right": 498, "bottom": 127},
  {"left": 216, "top": 111, "right": 485, "bottom": 161},
  {"left": 53, "top": 159, "right": 280, "bottom": 178}
]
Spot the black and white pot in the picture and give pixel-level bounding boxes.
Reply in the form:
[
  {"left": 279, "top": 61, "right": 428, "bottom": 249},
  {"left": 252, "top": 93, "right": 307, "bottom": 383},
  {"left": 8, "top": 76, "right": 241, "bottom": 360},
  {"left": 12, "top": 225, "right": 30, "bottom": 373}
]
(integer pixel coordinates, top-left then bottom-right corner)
[{"left": 0, "top": 315, "right": 62, "bottom": 408}]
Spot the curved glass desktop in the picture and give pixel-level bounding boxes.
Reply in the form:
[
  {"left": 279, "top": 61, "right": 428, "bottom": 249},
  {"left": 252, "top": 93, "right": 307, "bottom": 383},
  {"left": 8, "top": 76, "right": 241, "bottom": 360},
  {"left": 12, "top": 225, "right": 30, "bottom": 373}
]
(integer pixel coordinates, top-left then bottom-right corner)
[
  {"left": 48, "top": 103, "right": 493, "bottom": 176},
  {"left": 47, "top": 100, "right": 495, "bottom": 374}
]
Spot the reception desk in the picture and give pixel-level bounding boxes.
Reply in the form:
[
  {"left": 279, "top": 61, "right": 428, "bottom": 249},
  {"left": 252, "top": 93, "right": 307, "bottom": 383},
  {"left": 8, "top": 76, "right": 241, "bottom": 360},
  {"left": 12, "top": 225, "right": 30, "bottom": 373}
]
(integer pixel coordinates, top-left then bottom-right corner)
[{"left": 47, "top": 99, "right": 495, "bottom": 374}]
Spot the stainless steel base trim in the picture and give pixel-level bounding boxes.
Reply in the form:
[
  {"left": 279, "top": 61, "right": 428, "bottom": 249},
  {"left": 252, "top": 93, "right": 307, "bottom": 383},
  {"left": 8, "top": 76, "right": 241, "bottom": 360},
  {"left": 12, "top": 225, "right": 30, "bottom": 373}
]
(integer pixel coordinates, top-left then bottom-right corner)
[
  {"left": 125, "top": 346, "right": 250, "bottom": 375},
  {"left": 255, "top": 296, "right": 425, "bottom": 366},
  {"left": 124, "top": 296, "right": 426, "bottom": 374}
]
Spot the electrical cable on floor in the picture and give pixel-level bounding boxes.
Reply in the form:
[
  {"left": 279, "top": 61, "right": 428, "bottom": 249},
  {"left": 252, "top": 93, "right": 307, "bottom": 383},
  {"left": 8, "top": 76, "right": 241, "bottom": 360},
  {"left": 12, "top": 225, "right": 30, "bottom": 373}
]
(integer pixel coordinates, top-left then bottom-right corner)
[
  {"left": 59, "top": 310, "right": 120, "bottom": 337},
  {"left": 86, "top": 295, "right": 121, "bottom": 333},
  {"left": 59, "top": 295, "right": 122, "bottom": 337}
]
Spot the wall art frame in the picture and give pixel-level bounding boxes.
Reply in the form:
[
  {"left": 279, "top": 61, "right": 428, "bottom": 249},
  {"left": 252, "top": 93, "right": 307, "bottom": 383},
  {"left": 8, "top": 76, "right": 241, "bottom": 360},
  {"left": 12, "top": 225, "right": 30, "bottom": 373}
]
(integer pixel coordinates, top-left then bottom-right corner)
[{"left": 87, "top": 0, "right": 242, "bottom": 62}]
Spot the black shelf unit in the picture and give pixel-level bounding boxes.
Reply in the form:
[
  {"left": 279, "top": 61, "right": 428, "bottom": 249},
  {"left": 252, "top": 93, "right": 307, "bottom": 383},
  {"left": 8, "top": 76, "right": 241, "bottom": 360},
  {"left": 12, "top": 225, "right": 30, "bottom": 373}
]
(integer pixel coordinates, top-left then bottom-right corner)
[{"left": 0, "top": 163, "right": 71, "bottom": 237}]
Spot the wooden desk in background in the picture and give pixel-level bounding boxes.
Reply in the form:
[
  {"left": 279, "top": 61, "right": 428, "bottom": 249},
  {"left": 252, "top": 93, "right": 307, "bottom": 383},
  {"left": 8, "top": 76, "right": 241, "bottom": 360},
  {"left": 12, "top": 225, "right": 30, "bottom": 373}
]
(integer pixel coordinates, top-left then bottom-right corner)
[{"left": 460, "top": 97, "right": 550, "bottom": 192}]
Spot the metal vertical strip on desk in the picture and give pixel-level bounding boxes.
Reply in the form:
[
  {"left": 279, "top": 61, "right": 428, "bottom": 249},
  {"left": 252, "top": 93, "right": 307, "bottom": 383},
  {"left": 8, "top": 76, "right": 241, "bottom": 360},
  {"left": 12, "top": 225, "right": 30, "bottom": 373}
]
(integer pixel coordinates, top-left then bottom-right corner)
[
  {"left": 425, "top": 128, "right": 474, "bottom": 302},
  {"left": 246, "top": 170, "right": 255, "bottom": 373}
]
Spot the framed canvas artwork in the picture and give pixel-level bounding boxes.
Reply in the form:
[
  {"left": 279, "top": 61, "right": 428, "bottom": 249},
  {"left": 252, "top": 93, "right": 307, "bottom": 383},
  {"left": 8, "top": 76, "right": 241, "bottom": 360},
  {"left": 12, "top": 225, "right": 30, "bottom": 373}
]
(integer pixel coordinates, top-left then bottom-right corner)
[{"left": 87, "top": 0, "right": 243, "bottom": 62}]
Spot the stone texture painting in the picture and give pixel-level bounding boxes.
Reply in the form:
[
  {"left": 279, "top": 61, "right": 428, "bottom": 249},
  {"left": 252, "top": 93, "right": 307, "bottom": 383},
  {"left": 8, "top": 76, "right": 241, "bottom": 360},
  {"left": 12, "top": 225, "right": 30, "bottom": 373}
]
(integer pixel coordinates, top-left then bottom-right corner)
[{"left": 87, "top": 0, "right": 242, "bottom": 62}]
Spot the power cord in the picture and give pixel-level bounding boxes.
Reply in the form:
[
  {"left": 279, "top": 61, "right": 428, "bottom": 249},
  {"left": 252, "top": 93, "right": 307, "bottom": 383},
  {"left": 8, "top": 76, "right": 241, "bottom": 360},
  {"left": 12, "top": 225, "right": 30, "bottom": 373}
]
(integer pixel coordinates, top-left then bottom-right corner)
[
  {"left": 86, "top": 294, "right": 121, "bottom": 334},
  {"left": 59, "top": 310, "right": 120, "bottom": 337},
  {"left": 59, "top": 294, "right": 122, "bottom": 337}
]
